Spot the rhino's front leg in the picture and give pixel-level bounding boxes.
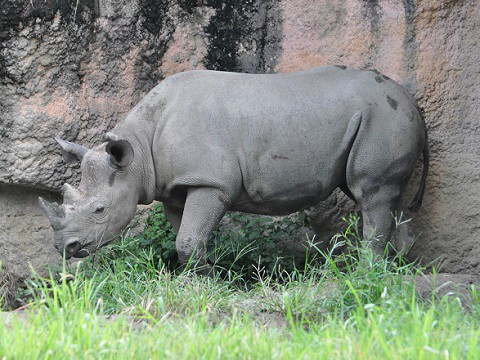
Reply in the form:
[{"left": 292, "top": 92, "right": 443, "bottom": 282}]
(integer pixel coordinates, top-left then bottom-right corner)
[{"left": 175, "top": 187, "right": 229, "bottom": 273}]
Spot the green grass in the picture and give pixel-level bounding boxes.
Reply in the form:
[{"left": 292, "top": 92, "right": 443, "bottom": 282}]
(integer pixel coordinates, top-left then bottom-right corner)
[{"left": 2, "top": 217, "right": 480, "bottom": 359}]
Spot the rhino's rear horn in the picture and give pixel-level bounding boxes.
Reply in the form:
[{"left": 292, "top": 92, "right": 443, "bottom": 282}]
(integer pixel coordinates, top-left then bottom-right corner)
[
  {"left": 55, "top": 137, "right": 89, "bottom": 164},
  {"left": 39, "top": 197, "right": 65, "bottom": 230}
]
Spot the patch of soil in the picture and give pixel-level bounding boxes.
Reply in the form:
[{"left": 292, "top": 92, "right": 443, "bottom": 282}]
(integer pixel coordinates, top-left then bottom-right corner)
[
  {"left": 0, "top": 267, "right": 22, "bottom": 310},
  {"left": 414, "top": 273, "right": 480, "bottom": 306}
]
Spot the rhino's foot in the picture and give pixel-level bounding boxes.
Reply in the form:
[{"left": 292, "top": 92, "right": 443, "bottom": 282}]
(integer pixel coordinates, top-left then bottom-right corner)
[{"left": 177, "top": 259, "right": 217, "bottom": 278}]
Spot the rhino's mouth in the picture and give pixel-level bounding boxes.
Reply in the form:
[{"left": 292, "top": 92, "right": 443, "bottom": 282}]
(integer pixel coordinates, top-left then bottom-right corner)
[
  {"left": 65, "top": 237, "right": 112, "bottom": 259},
  {"left": 63, "top": 247, "right": 90, "bottom": 259},
  {"left": 62, "top": 231, "right": 113, "bottom": 259},
  {"left": 71, "top": 249, "right": 90, "bottom": 258},
  {"left": 61, "top": 238, "right": 93, "bottom": 259}
]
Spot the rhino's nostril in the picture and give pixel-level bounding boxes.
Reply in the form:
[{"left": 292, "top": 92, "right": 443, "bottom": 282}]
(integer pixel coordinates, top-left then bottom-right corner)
[{"left": 65, "top": 241, "right": 81, "bottom": 255}]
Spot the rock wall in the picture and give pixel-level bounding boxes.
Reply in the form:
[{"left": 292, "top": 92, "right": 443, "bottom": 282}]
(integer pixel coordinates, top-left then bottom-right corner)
[{"left": 1, "top": 0, "right": 479, "bottom": 298}]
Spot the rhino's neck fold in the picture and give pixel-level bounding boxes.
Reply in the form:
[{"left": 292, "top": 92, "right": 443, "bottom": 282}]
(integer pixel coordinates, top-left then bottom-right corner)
[{"left": 110, "top": 129, "right": 157, "bottom": 206}]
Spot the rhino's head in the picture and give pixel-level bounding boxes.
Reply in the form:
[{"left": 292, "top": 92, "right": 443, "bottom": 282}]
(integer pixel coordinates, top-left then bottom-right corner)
[{"left": 39, "top": 135, "right": 139, "bottom": 259}]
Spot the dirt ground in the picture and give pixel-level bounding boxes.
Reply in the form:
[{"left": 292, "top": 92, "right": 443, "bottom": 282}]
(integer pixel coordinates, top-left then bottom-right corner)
[{"left": 413, "top": 273, "right": 480, "bottom": 306}]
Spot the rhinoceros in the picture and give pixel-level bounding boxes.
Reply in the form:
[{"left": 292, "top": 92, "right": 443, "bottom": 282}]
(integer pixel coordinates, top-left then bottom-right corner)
[{"left": 39, "top": 66, "right": 428, "bottom": 269}]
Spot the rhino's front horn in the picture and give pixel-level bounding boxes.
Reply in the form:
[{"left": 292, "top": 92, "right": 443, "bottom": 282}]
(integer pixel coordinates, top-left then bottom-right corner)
[
  {"left": 63, "top": 183, "right": 82, "bottom": 204},
  {"left": 39, "top": 197, "right": 65, "bottom": 230}
]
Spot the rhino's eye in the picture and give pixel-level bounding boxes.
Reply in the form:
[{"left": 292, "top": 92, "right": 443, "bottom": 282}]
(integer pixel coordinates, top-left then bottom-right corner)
[{"left": 95, "top": 206, "right": 105, "bottom": 214}]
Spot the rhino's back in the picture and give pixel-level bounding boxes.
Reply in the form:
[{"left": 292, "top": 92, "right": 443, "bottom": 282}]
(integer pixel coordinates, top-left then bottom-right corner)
[{"left": 156, "top": 66, "right": 418, "bottom": 140}]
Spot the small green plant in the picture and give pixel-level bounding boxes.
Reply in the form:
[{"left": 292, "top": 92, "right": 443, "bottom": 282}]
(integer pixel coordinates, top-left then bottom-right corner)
[
  {"left": 136, "top": 203, "right": 179, "bottom": 269},
  {"left": 126, "top": 203, "right": 306, "bottom": 278},
  {"left": 208, "top": 212, "right": 303, "bottom": 277}
]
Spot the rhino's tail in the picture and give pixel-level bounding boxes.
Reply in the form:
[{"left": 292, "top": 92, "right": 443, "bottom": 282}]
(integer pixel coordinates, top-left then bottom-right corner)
[{"left": 408, "top": 126, "right": 429, "bottom": 213}]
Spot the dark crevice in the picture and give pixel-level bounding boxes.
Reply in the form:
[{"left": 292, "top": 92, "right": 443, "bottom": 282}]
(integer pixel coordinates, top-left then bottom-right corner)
[
  {"left": 203, "top": 0, "right": 281, "bottom": 73},
  {"left": 257, "top": 8, "right": 269, "bottom": 72},
  {"left": 401, "top": 0, "right": 419, "bottom": 93},
  {"left": 362, "top": 0, "right": 382, "bottom": 35},
  {"left": 138, "top": 0, "right": 171, "bottom": 34},
  {"left": 204, "top": 0, "right": 256, "bottom": 72},
  {"left": 361, "top": 0, "right": 382, "bottom": 66}
]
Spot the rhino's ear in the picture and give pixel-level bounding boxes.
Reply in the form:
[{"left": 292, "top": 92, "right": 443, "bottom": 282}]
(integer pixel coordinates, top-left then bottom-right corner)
[
  {"left": 55, "top": 137, "right": 89, "bottom": 164},
  {"left": 105, "top": 133, "right": 134, "bottom": 168}
]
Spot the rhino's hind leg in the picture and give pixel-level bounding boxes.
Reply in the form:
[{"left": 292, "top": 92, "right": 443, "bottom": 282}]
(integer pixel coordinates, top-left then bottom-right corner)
[
  {"left": 175, "top": 187, "right": 229, "bottom": 273},
  {"left": 358, "top": 185, "right": 402, "bottom": 256}
]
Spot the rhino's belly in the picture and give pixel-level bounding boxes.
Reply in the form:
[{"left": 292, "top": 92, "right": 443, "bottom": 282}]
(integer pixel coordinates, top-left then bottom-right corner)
[
  {"left": 230, "top": 181, "right": 330, "bottom": 216},
  {"left": 230, "top": 145, "right": 344, "bottom": 215}
]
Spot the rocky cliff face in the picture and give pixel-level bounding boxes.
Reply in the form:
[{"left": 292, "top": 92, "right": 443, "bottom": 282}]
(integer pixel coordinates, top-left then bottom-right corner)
[{"left": 1, "top": 0, "right": 479, "bottom": 304}]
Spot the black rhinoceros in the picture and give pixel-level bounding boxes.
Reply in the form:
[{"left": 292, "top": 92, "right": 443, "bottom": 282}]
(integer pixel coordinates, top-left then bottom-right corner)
[{"left": 40, "top": 66, "right": 428, "bottom": 269}]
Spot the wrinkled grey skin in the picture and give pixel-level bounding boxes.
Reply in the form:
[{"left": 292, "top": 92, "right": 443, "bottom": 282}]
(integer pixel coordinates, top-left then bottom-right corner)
[{"left": 40, "top": 66, "right": 428, "bottom": 268}]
